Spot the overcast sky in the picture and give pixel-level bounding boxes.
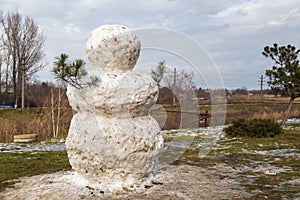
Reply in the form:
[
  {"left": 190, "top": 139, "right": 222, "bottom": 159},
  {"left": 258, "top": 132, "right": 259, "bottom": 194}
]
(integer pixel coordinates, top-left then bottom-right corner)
[{"left": 1, "top": 0, "right": 299, "bottom": 89}]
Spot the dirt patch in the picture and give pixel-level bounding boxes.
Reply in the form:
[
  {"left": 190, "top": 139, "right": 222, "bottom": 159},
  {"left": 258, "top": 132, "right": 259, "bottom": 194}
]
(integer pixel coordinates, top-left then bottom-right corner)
[{"left": 0, "top": 164, "right": 248, "bottom": 200}]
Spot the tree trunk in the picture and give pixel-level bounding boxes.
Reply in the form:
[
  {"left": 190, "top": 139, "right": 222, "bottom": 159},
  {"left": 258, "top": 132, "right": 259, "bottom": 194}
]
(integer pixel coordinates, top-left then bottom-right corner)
[
  {"left": 55, "top": 87, "right": 62, "bottom": 138},
  {"left": 281, "top": 98, "right": 294, "bottom": 127},
  {"left": 4, "top": 59, "right": 8, "bottom": 93},
  {"left": 0, "top": 57, "right": 2, "bottom": 97},
  {"left": 12, "top": 56, "right": 17, "bottom": 108},
  {"left": 16, "top": 63, "right": 22, "bottom": 108},
  {"left": 51, "top": 87, "right": 56, "bottom": 137}
]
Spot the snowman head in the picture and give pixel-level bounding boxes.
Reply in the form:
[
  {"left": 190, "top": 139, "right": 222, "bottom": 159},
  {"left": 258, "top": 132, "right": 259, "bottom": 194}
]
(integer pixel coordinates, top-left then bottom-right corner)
[{"left": 86, "top": 25, "right": 141, "bottom": 72}]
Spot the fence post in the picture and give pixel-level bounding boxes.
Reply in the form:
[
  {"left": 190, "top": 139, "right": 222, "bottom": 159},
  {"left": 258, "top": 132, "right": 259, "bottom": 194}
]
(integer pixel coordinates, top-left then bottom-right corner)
[{"left": 205, "top": 110, "right": 208, "bottom": 127}]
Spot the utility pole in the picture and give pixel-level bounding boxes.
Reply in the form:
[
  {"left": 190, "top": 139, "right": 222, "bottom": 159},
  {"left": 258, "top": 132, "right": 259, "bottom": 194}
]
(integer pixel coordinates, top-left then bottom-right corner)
[
  {"left": 21, "top": 57, "right": 25, "bottom": 109},
  {"left": 173, "top": 68, "right": 176, "bottom": 107},
  {"left": 0, "top": 56, "right": 2, "bottom": 96},
  {"left": 258, "top": 75, "right": 265, "bottom": 103},
  {"left": 172, "top": 68, "right": 177, "bottom": 129}
]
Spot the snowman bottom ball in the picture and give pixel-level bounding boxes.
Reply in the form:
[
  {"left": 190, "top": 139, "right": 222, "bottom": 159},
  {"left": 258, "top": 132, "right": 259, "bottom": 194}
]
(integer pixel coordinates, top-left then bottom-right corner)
[{"left": 66, "top": 112, "right": 163, "bottom": 191}]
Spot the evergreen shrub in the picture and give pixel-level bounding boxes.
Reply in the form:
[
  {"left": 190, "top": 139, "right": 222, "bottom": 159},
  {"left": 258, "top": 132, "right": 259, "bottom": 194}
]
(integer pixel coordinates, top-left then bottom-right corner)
[{"left": 223, "top": 118, "right": 283, "bottom": 138}]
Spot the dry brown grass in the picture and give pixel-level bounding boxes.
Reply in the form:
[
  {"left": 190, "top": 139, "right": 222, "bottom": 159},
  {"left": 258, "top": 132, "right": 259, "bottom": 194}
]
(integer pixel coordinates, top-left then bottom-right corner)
[
  {"left": 225, "top": 103, "right": 300, "bottom": 124},
  {"left": 0, "top": 119, "right": 17, "bottom": 143},
  {"left": 0, "top": 107, "right": 72, "bottom": 143},
  {"left": 228, "top": 94, "right": 300, "bottom": 104},
  {"left": 227, "top": 94, "right": 255, "bottom": 103},
  {"left": 1, "top": 94, "right": 300, "bottom": 142},
  {"left": 252, "top": 112, "right": 283, "bottom": 120}
]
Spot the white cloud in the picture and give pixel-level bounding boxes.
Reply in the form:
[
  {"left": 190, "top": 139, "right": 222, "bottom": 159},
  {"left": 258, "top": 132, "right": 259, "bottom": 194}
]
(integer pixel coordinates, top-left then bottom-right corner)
[
  {"left": 0, "top": 0, "right": 299, "bottom": 89},
  {"left": 199, "top": 0, "right": 300, "bottom": 88}
]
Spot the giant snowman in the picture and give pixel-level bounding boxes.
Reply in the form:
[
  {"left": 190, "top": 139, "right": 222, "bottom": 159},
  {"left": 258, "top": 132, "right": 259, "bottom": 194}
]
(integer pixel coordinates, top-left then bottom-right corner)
[{"left": 66, "top": 25, "right": 163, "bottom": 191}]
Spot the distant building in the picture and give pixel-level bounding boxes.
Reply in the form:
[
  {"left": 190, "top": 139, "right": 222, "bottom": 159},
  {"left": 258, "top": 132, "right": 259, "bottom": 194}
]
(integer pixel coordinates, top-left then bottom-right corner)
[{"left": 157, "top": 87, "right": 179, "bottom": 105}]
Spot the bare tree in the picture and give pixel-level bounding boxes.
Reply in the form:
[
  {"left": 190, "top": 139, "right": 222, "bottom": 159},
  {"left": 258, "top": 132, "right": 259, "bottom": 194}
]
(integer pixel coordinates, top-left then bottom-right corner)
[
  {"left": 2, "top": 50, "right": 11, "bottom": 95},
  {"left": 0, "top": 11, "right": 45, "bottom": 107},
  {"left": 164, "top": 69, "right": 195, "bottom": 95},
  {"left": 56, "top": 86, "right": 62, "bottom": 138},
  {"left": 48, "top": 84, "right": 69, "bottom": 138},
  {"left": 163, "top": 68, "right": 196, "bottom": 107}
]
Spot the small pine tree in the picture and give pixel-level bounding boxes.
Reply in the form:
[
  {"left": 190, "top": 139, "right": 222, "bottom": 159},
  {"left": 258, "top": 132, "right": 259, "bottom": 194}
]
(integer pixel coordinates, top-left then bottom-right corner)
[
  {"left": 151, "top": 61, "right": 166, "bottom": 87},
  {"left": 262, "top": 43, "right": 300, "bottom": 127},
  {"left": 52, "top": 53, "right": 98, "bottom": 89}
]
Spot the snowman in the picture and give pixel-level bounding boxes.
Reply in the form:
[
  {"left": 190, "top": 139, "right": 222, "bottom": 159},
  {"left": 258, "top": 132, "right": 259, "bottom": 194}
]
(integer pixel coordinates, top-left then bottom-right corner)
[{"left": 66, "top": 25, "right": 163, "bottom": 191}]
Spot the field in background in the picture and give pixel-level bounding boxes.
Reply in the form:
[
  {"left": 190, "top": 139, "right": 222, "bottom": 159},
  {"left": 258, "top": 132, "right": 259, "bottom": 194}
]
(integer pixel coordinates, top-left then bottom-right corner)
[
  {"left": 151, "top": 101, "right": 300, "bottom": 129},
  {"left": 0, "top": 95, "right": 300, "bottom": 142}
]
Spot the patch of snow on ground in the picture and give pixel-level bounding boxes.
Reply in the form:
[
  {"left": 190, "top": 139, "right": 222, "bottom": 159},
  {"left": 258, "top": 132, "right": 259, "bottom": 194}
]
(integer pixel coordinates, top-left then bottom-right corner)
[{"left": 0, "top": 139, "right": 66, "bottom": 153}]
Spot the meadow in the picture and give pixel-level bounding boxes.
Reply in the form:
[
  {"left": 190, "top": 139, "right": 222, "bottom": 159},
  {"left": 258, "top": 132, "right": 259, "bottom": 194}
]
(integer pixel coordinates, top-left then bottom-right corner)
[{"left": 1, "top": 94, "right": 300, "bottom": 142}]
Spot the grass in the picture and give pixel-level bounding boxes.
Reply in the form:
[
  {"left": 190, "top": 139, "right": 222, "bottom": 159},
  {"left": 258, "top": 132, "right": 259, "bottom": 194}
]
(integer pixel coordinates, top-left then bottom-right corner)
[
  {"left": 1, "top": 102, "right": 300, "bottom": 142},
  {"left": 224, "top": 103, "right": 300, "bottom": 125},
  {"left": 0, "top": 102, "right": 299, "bottom": 198},
  {"left": 151, "top": 102, "right": 300, "bottom": 127},
  {"left": 0, "top": 108, "right": 42, "bottom": 120},
  {"left": 0, "top": 128, "right": 299, "bottom": 199},
  {"left": 0, "top": 107, "right": 72, "bottom": 142},
  {"left": 172, "top": 128, "right": 300, "bottom": 199},
  {"left": 0, "top": 151, "right": 71, "bottom": 192}
]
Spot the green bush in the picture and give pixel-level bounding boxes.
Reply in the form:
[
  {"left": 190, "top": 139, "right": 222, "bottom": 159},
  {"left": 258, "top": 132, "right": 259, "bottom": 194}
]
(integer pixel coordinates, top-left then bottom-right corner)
[{"left": 223, "top": 118, "right": 283, "bottom": 138}]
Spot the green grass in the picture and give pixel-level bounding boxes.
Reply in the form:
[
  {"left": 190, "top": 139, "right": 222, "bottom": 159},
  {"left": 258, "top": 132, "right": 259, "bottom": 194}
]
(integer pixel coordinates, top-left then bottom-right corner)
[{"left": 0, "top": 151, "right": 71, "bottom": 192}]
